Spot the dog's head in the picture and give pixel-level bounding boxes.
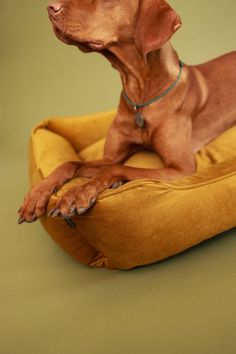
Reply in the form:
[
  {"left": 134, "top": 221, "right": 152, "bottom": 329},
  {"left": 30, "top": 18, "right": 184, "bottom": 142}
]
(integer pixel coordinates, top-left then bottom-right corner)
[{"left": 47, "top": 0, "right": 181, "bottom": 57}]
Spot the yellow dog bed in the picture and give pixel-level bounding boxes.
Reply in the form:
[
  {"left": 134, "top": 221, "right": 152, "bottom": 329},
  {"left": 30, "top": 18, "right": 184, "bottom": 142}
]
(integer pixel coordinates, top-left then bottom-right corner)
[{"left": 29, "top": 110, "right": 236, "bottom": 269}]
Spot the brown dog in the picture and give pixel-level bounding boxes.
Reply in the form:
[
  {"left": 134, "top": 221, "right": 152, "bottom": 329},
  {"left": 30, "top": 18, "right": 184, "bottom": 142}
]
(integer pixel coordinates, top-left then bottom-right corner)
[{"left": 18, "top": 0, "right": 236, "bottom": 224}]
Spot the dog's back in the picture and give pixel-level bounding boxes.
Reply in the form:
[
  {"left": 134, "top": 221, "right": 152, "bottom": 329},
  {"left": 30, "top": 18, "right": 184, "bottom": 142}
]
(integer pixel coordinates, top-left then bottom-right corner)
[
  {"left": 189, "top": 51, "right": 236, "bottom": 151},
  {"left": 196, "top": 51, "right": 236, "bottom": 112}
]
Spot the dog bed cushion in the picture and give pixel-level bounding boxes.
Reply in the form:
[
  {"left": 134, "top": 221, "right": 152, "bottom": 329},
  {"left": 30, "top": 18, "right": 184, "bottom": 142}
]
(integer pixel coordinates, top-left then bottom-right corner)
[{"left": 29, "top": 110, "right": 236, "bottom": 269}]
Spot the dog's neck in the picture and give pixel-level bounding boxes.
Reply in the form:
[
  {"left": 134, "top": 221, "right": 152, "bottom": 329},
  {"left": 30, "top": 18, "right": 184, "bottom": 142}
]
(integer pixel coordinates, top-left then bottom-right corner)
[{"left": 103, "top": 42, "right": 180, "bottom": 104}]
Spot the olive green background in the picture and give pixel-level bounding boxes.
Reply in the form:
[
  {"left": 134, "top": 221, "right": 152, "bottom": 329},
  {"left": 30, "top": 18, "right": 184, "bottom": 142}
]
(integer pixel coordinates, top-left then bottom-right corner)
[{"left": 1, "top": 1, "right": 236, "bottom": 354}]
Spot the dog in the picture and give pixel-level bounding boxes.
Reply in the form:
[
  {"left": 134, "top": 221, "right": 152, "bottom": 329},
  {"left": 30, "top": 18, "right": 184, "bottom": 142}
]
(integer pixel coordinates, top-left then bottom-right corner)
[{"left": 18, "top": 0, "right": 236, "bottom": 224}]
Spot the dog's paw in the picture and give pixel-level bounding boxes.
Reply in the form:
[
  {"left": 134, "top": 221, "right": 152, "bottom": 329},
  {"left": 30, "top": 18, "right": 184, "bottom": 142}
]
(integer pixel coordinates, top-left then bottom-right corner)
[
  {"left": 48, "top": 182, "right": 98, "bottom": 219},
  {"left": 18, "top": 183, "right": 55, "bottom": 224}
]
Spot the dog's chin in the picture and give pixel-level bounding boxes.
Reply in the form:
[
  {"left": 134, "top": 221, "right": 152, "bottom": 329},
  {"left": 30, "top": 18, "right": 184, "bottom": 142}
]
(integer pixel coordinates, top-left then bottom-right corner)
[
  {"left": 77, "top": 42, "right": 104, "bottom": 53},
  {"left": 52, "top": 25, "right": 104, "bottom": 53}
]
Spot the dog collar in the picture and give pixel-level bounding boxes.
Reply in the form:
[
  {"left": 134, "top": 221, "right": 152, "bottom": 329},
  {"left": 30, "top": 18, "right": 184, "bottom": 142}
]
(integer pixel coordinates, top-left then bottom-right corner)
[{"left": 122, "top": 60, "right": 184, "bottom": 128}]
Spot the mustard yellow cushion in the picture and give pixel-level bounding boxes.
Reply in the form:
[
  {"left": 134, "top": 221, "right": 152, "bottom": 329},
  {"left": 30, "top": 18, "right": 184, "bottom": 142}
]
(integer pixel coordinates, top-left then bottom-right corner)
[{"left": 29, "top": 110, "right": 236, "bottom": 269}]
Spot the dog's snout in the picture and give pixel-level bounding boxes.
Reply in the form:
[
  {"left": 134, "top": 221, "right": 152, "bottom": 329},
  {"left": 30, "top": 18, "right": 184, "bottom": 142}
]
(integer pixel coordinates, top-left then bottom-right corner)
[{"left": 47, "top": 2, "right": 63, "bottom": 16}]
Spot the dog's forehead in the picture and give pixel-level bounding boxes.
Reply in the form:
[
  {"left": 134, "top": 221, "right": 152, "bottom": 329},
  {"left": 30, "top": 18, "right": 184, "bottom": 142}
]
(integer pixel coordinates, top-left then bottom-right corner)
[
  {"left": 67, "top": 0, "right": 139, "bottom": 22},
  {"left": 70, "top": 0, "right": 137, "bottom": 10}
]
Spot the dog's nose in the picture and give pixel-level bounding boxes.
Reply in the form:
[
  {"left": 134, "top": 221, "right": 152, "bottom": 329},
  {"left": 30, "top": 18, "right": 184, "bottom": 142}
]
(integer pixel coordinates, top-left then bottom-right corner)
[{"left": 47, "top": 2, "right": 63, "bottom": 15}]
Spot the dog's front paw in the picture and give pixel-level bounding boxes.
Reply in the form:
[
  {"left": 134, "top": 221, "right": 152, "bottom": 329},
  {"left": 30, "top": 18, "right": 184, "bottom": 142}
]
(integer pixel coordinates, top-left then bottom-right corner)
[
  {"left": 48, "top": 181, "right": 100, "bottom": 219},
  {"left": 18, "top": 183, "right": 55, "bottom": 224}
]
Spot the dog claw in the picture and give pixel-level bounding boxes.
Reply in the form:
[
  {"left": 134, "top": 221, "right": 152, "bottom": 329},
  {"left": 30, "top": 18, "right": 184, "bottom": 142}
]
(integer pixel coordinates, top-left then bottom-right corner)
[
  {"left": 77, "top": 207, "right": 89, "bottom": 215},
  {"left": 52, "top": 209, "right": 61, "bottom": 218},
  {"left": 31, "top": 215, "right": 37, "bottom": 222},
  {"left": 70, "top": 206, "right": 77, "bottom": 215},
  {"left": 111, "top": 181, "right": 123, "bottom": 189},
  {"left": 90, "top": 198, "right": 96, "bottom": 207},
  {"left": 48, "top": 208, "right": 57, "bottom": 217},
  {"left": 64, "top": 218, "right": 76, "bottom": 228},
  {"left": 53, "top": 187, "right": 58, "bottom": 194},
  {"left": 48, "top": 198, "right": 95, "bottom": 220},
  {"left": 18, "top": 216, "right": 25, "bottom": 225}
]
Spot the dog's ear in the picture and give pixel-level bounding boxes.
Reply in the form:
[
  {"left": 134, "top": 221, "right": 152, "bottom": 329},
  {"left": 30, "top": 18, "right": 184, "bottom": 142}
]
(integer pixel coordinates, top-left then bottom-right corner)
[{"left": 134, "top": 0, "right": 181, "bottom": 60}]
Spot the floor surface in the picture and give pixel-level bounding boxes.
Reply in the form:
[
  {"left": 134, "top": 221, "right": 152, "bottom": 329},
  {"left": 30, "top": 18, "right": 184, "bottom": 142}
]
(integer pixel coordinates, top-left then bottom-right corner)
[{"left": 2, "top": 155, "right": 236, "bottom": 354}]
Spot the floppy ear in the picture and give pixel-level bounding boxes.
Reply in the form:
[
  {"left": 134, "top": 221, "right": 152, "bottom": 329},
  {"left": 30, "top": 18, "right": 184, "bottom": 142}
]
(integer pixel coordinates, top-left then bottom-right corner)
[{"left": 134, "top": 0, "right": 182, "bottom": 59}]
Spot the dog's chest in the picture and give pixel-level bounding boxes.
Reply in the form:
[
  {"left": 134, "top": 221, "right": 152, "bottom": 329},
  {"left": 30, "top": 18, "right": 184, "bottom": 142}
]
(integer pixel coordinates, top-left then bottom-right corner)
[
  {"left": 129, "top": 107, "right": 165, "bottom": 148},
  {"left": 131, "top": 123, "right": 155, "bottom": 149},
  {"left": 119, "top": 103, "right": 171, "bottom": 149}
]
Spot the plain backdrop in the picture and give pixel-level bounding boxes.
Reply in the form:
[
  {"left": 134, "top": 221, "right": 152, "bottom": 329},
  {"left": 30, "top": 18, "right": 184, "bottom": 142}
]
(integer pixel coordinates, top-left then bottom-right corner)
[{"left": 1, "top": 1, "right": 236, "bottom": 354}]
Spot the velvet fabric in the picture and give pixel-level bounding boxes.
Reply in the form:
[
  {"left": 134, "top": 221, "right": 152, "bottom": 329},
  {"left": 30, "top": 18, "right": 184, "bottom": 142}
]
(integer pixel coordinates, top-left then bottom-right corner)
[{"left": 29, "top": 110, "right": 236, "bottom": 269}]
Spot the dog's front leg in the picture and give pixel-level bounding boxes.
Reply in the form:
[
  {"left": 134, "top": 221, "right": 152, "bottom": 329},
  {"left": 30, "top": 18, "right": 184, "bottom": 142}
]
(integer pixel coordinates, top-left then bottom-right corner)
[
  {"left": 18, "top": 124, "right": 135, "bottom": 223},
  {"left": 18, "top": 158, "right": 123, "bottom": 224},
  {"left": 51, "top": 158, "right": 195, "bottom": 219},
  {"left": 48, "top": 165, "right": 121, "bottom": 218}
]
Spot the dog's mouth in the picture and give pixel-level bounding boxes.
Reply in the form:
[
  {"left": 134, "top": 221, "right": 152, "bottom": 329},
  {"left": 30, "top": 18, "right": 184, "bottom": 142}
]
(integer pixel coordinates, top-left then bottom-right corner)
[{"left": 52, "top": 25, "right": 104, "bottom": 53}]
